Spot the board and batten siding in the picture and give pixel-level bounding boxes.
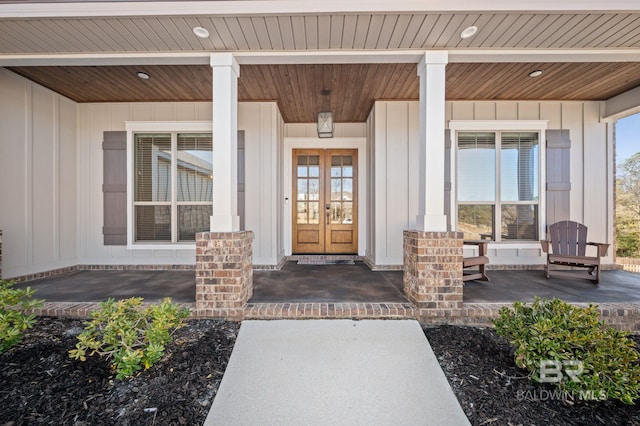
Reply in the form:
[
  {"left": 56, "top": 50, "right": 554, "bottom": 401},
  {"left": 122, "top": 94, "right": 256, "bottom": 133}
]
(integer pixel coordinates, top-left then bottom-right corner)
[
  {"left": 448, "top": 101, "right": 613, "bottom": 264},
  {"left": 0, "top": 68, "right": 78, "bottom": 279},
  {"left": 368, "top": 100, "right": 613, "bottom": 266},
  {"left": 239, "top": 102, "right": 285, "bottom": 266},
  {"left": 76, "top": 101, "right": 282, "bottom": 266},
  {"left": 367, "top": 101, "right": 420, "bottom": 267}
]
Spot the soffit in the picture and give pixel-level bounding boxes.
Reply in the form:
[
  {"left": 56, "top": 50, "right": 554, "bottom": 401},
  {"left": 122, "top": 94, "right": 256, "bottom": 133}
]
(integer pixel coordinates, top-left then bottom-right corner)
[
  {"left": 8, "top": 62, "right": 640, "bottom": 122},
  {"left": 2, "top": 12, "right": 640, "bottom": 54},
  {"left": 3, "top": 7, "right": 640, "bottom": 122}
]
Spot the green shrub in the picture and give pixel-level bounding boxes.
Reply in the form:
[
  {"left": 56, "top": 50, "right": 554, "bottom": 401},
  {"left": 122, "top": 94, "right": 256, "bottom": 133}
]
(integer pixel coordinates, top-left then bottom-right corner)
[
  {"left": 493, "top": 297, "right": 640, "bottom": 404},
  {"left": 0, "top": 279, "right": 44, "bottom": 353},
  {"left": 69, "top": 297, "right": 190, "bottom": 379}
]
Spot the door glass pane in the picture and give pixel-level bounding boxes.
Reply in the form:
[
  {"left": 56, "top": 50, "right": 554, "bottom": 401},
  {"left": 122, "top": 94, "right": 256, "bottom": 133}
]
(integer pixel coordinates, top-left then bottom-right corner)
[
  {"left": 342, "top": 179, "right": 353, "bottom": 200},
  {"left": 309, "top": 166, "right": 320, "bottom": 177},
  {"left": 177, "top": 133, "right": 213, "bottom": 202},
  {"left": 297, "top": 166, "right": 308, "bottom": 177},
  {"left": 178, "top": 205, "right": 212, "bottom": 241},
  {"left": 331, "top": 178, "right": 342, "bottom": 201},
  {"left": 501, "top": 204, "right": 538, "bottom": 240},
  {"left": 297, "top": 180, "right": 308, "bottom": 200},
  {"left": 308, "top": 202, "right": 320, "bottom": 224},
  {"left": 342, "top": 202, "right": 353, "bottom": 223},
  {"left": 297, "top": 155, "right": 308, "bottom": 165},
  {"left": 343, "top": 155, "right": 353, "bottom": 177},
  {"left": 309, "top": 155, "right": 319, "bottom": 165},
  {"left": 308, "top": 179, "right": 320, "bottom": 200},
  {"left": 330, "top": 202, "right": 342, "bottom": 224},
  {"left": 331, "top": 155, "right": 341, "bottom": 177},
  {"left": 297, "top": 202, "right": 308, "bottom": 224},
  {"left": 134, "top": 134, "right": 172, "bottom": 202},
  {"left": 457, "top": 204, "right": 494, "bottom": 240}
]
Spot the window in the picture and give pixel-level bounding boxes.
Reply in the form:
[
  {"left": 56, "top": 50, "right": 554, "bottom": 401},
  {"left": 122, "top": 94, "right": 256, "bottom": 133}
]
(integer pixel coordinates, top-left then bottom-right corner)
[
  {"left": 456, "top": 131, "right": 540, "bottom": 241},
  {"left": 134, "top": 132, "right": 212, "bottom": 243}
]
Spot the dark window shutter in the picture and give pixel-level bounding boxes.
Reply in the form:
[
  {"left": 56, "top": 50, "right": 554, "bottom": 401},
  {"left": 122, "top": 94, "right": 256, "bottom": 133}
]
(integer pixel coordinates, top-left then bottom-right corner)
[
  {"left": 444, "top": 129, "right": 452, "bottom": 231},
  {"left": 103, "top": 131, "right": 127, "bottom": 245},
  {"left": 546, "top": 129, "right": 571, "bottom": 229}
]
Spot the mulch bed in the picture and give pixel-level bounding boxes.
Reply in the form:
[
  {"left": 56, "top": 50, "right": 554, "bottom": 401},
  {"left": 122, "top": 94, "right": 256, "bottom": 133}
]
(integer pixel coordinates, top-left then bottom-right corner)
[
  {"left": 1, "top": 318, "right": 638, "bottom": 425},
  {"left": 424, "top": 325, "right": 640, "bottom": 426},
  {"left": 0, "top": 317, "right": 239, "bottom": 426}
]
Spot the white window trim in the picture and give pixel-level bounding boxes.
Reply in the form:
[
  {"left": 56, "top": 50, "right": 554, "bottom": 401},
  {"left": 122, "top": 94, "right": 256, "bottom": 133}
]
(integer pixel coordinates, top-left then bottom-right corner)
[
  {"left": 449, "top": 120, "right": 547, "bottom": 248},
  {"left": 125, "top": 121, "right": 212, "bottom": 250}
]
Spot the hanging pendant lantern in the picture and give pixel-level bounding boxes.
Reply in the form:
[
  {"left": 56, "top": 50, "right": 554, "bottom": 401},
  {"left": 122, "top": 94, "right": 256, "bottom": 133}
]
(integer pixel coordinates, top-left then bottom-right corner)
[{"left": 317, "top": 89, "right": 334, "bottom": 138}]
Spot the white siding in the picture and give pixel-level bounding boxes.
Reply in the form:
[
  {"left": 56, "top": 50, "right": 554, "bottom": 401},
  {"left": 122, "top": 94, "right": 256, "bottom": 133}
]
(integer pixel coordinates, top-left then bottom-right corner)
[
  {"left": 369, "top": 100, "right": 612, "bottom": 266},
  {"left": 447, "top": 100, "right": 612, "bottom": 265},
  {"left": 0, "top": 69, "right": 77, "bottom": 279},
  {"left": 239, "top": 102, "right": 284, "bottom": 266},
  {"left": 369, "top": 101, "right": 420, "bottom": 266},
  {"left": 76, "top": 103, "right": 210, "bottom": 265},
  {"left": 75, "top": 101, "right": 281, "bottom": 266},
  {"left": 0, "top": 67, "right": 614, "bottom": 275}
]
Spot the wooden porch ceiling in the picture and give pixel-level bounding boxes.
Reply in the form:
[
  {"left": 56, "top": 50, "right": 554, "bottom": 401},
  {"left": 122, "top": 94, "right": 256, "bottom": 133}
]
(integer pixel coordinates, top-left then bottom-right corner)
[{"left": 8, "top": 62, "right": 640, "bottom": 123}]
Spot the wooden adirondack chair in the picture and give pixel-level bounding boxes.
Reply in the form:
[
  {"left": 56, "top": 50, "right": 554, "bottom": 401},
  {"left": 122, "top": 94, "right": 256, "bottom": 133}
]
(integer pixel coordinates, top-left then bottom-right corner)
[{"left": 540, "top": 221, "right": 609, "bottom": 284}]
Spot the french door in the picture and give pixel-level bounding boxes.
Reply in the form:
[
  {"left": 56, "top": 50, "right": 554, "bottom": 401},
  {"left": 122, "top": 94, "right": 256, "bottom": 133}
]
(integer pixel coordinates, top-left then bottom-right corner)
[{"left": 293, "top": 149, "right": 358, "bottom": 254}]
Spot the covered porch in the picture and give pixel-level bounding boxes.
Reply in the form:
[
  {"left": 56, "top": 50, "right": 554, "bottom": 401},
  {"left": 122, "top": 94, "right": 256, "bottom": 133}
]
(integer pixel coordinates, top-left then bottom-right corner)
[
  {"left": 16, "top": 265, "right": 640, "bottom": 330},
  {"left": 2, "top": 2, "right": 640, "bottom": 328}
]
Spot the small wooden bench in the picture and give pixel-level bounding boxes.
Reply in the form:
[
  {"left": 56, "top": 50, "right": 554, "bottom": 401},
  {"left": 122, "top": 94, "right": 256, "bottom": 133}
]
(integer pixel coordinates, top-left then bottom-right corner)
[{"left": 463, "top": 240, "right": 490, "bottom": 282}]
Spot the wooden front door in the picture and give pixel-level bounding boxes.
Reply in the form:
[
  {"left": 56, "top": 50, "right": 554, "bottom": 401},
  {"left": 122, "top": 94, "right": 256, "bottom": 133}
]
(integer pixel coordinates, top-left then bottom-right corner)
[{"left": 293, "top": 149, "right": 358, "bottom": 254}]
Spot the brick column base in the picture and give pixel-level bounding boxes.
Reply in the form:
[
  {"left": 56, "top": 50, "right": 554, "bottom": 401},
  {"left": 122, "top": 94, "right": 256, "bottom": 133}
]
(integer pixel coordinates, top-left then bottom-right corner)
[
  {"left": 403, "top": 230, "right": 464, "bottom": 321},
  {"left": 195, "top": 231, "right": 254, "bottom": 320}
]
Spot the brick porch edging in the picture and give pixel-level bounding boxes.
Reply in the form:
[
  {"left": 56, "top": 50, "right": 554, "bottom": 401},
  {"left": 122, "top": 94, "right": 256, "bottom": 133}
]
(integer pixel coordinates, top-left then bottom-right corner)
[
  {"left": 243, "top": 302, "right": 416, "bottom": 319},
  {"left": 24, "top": 301, "right": 640, "bottom": 332}
]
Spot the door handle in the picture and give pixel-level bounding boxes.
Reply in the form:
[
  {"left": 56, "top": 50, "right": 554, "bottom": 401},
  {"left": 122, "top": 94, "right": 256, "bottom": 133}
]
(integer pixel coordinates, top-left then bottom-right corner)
[{"left": 326, "top": 203, "right": 330, "bottom": 225}]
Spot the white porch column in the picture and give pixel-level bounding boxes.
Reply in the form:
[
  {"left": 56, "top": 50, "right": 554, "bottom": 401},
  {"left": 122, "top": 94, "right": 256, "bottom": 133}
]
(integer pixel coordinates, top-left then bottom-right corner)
[
  {"left": 416, "top": 51, "right": 448, "bottom": 232},
  {"left": 210, "top": 53, "right": 240, "bottom": 232}
]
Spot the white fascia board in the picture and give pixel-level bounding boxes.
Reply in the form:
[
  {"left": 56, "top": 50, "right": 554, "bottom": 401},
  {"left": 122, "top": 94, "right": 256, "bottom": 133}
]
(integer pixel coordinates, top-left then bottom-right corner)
[
  {"left": 448, "top": 49, "right": 640, "bottom": 63},
  {"left": 604, "top": 86, "right": 640, "bottom": 120},
  {"left": 0, "top": 52, "right": 212, "bottom": 67},
  {"left": 233, "top": 51, "right": 426, "bottom": 65},
  {"left": 4, "top": 49, "right": 640, "bottom": 67},
  {"left": 1, "top": 1, "right": 639, "bottom": 18}
]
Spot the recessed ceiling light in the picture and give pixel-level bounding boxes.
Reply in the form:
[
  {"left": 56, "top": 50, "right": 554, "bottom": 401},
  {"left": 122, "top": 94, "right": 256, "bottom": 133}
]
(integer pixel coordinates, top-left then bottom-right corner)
[
  {"left": 137, "top": 71, "right": 150, "bottom": 80},
  {"left": 193, "top": 26, "right": 210, "bottom": 39},
  {"left": 529, "top": 70, "right": 543, "bottom": 77},
  {"left": 460, "top": 26, "right": 478, "bottom": 39}
]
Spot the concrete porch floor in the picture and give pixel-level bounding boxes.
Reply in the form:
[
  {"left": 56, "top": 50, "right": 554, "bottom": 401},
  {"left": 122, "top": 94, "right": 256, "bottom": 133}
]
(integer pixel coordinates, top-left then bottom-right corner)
[
  {"left": 10, "top": 263, "right": 640, "bottom": 330},
  {"left": 251, "top": 261, "right": 406, "bottom": 303},
  {"left": 12, "top": 263, "right": 640, "bottom": 305}
]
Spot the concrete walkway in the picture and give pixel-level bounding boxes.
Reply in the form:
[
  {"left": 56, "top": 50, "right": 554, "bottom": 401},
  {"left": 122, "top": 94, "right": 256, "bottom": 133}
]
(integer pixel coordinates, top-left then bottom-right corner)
[{"left": 205, "top": 320, "right": 470, "bottom": 426}]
